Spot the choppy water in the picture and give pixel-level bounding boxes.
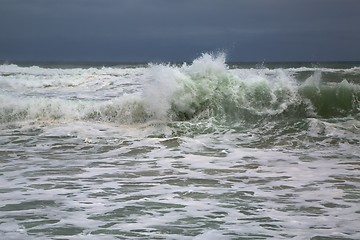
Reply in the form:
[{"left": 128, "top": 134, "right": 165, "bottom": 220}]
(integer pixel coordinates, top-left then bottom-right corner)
[{"left": 1, "top": 54, "right": 360, "bottom": 239}]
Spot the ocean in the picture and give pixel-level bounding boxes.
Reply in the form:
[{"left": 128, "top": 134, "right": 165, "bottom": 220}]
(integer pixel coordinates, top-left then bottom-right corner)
[{"left": 0, "top": 53, "right": 359, "bottom": 239}]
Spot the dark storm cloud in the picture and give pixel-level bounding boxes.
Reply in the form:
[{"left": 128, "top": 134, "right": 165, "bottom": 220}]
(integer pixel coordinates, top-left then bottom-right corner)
[{"left": 0, "top": 0, "right": 359, "bottom": 62}]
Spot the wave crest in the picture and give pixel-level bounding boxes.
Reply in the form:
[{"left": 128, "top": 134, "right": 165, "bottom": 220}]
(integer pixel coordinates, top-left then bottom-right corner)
[{"left": 145, "top": 53, "right": 308, "bottom": 122}]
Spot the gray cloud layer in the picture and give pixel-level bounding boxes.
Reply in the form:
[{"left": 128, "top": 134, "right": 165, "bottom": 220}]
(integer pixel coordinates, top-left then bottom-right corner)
[{"left": 1, "top": 0, "right": 359, "bottom": 62}]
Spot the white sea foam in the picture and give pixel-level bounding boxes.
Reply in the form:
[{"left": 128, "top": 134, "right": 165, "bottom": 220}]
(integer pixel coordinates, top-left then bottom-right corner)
[
  {"left": 0, "top": 55, "right": 359, "bottom": 239},
  {"left": 1, "top": 125, "right": 359, "bottom": 238}
]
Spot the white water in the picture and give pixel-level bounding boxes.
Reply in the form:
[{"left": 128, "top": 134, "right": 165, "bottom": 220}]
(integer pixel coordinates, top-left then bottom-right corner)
[{"left": 0, "top": 55, "right": 360, "bottom": 239}]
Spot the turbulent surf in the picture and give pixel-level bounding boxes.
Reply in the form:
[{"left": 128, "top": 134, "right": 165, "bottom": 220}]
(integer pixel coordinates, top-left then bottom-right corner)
[{"left": 1, "top": 54, "right": 359, "bottom": 239}]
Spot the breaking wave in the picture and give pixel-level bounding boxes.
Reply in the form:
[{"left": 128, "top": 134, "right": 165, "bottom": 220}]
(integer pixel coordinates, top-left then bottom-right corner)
[{"left": 0, "top": 53, "right": 359, "bottom": 126}]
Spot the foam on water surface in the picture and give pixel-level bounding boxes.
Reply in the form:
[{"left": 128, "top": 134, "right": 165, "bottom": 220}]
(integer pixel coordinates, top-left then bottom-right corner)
[
  {"left": 1, "top": 121, "right": 359, "bottom": 239},
  {"left": 1, "top": 54, "right": 360, "bottom": 239}
]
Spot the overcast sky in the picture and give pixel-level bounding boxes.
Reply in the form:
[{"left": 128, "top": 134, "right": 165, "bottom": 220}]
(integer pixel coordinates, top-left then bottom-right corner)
[{"left": 1, "top": 0, "right": 359, "bottom": 62}]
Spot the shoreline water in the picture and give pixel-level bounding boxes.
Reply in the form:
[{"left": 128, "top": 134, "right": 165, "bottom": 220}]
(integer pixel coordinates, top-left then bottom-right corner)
[{"left": 1, "top": 54, "right": 359, "bottom": 239}]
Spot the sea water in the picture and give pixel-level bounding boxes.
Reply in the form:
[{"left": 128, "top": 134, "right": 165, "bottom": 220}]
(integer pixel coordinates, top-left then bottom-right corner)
[{"left": 0, "top": 54, "right": 359, "bottom": 239}]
